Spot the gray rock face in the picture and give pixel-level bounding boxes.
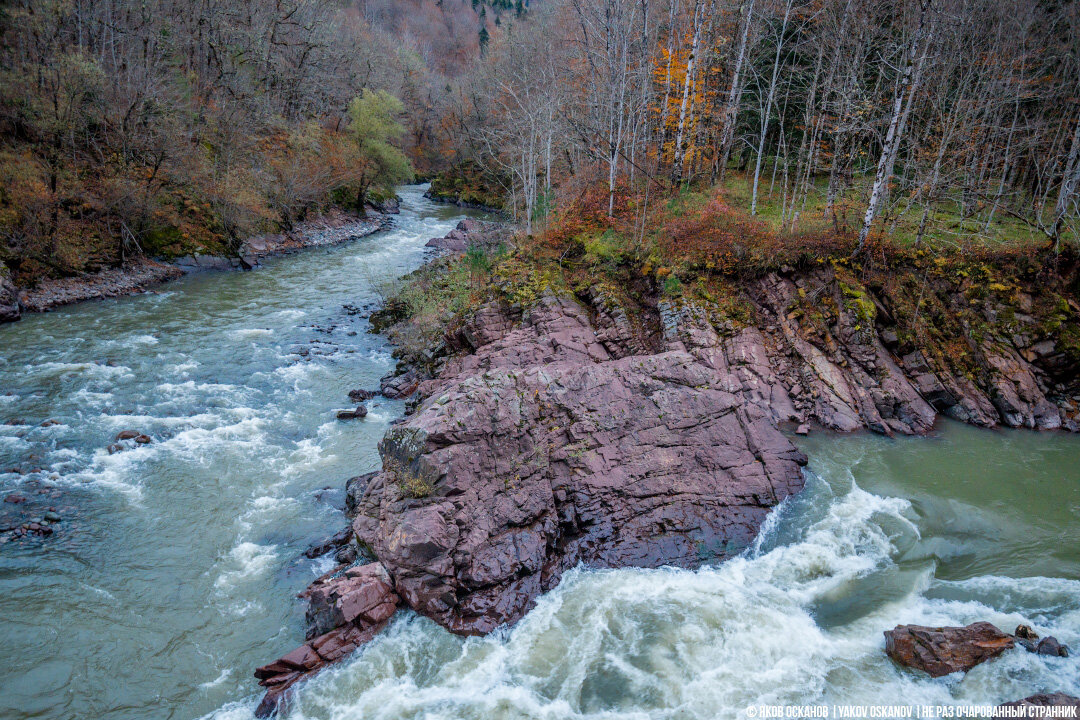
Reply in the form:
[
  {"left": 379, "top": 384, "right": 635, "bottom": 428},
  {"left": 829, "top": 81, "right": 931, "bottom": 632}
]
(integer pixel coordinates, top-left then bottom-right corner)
[
  {"left": 354, "top": 294, "right": 808, "bottom": 634},
  {"left": 0, "top": 263, "right": 19, "bottom": 323}
]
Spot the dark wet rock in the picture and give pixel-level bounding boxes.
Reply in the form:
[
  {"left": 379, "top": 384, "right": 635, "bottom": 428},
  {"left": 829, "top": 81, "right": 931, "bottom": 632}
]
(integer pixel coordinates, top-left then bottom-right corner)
[
  {"left": 115, "top": 430, "right": 141, "bottom": 441},
  {"left": 253, "top": 562, "right": 399, "bottom": 717},
  {"left": 303, "top": 527, "right": 352, "bottom": 559},
  {"left": 334, "top": 545, "right": 357, "bottom": 564},
  {"left": 43, "top": 511, "right": 61, "bottom": 522},
  {"left": 884, "top": 622, "right": 1015, "bottom": 677},
  {"left": 1012, "top": 624, "right": 1071, "bottom": 656},
  {"left": 336, "top": 406, "right": 368, "bottom": 420},
  {"left": 1001, "top": 694, "right": 1080, "bottom": 709},
  {"left": 134, "top": 434, "right": 152, "bottom": 444},
  {"left": 40, "top": 419, "right": 61, "bottom": 427},
  {"left": 106, "top": 443, "right": 123, "bottom": 454},
  {"left": 1035, "top": 637, "right": 1070, "bottom": 657},
  {"left": 355, "top": 295, "right": 807, "bottom": 635},
  {"left": 348, "top": 388, "right": 378, "bottom": 402},
  {"left": 4, "top": 494, "right": 26, "bottom": 504},
  {"left": 1016, "top": 624, "right": 1040, "bottom": 641}
]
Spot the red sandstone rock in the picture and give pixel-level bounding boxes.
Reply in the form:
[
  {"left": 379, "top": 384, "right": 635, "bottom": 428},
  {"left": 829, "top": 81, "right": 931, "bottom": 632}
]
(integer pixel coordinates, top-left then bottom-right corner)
[
  {"left": 354, "top": 294, "right": 808, "bottom": 635},
  {"left": 252, "top": 561, "right": 399, "bottom": 717},
  {"left": 884, "top": 622, "right": 1015, "bottom": 677}
]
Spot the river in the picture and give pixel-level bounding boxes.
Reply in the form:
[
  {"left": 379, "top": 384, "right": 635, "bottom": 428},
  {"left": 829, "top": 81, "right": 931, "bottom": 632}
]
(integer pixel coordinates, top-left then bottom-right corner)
[{"left": 1, "top": 186, "right": 1079, "bottom": 720}]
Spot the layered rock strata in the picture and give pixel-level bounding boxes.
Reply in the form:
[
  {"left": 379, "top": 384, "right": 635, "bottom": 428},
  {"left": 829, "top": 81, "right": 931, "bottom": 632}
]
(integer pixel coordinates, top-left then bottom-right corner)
[{"left": 253, "top": 562, "right": 398, "bottom": 717}]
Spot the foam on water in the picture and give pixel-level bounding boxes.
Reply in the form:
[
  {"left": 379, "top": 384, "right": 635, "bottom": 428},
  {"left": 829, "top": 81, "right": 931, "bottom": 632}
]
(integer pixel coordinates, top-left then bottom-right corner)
[
  {"left": 195, "top": 469, "right": 1079, "bottom": 720},
  {"left": 214, "top": 542, "right": 279, "bottom": 590}
]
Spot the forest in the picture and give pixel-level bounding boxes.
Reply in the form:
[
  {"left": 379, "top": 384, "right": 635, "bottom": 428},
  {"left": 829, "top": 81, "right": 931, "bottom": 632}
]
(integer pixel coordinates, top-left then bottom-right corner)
[{"left": 1, "top": 0, "right": 1078, "bottom": 286}]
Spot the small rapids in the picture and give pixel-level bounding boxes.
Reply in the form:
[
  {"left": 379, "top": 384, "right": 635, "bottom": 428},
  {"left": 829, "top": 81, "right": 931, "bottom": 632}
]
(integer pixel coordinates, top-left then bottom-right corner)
[
  {"left": 0, "top": 187, "right": 485, "bottom": 720},
  {"left": 0, "top": 186, "right": 1078, "bottom": 720}
]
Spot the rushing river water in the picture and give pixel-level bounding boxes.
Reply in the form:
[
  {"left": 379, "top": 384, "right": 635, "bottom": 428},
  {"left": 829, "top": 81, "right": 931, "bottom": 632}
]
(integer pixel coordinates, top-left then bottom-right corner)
[{"left": 2, "top": 187, "right": 1080, "bottom": 720}]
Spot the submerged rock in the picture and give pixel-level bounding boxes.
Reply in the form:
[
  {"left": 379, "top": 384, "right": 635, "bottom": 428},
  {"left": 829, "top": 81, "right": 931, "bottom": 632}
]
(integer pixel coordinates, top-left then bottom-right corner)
[
  {"left": 884, "top": 622, "right": 1015, "bottom": 677},
  {"left": 1011, "top": 624, "right": 1070, "bottom": 656},
  {"left": 302, "top": 526, "right": 352, "bottom": 559}
]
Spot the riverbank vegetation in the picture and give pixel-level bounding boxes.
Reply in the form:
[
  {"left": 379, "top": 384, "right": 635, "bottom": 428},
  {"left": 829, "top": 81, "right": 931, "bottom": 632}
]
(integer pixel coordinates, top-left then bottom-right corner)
[
  {"left": 2, "top": 0, "right": 1078, "bottom": 293},
  {"left": 0, "top": 0, "right": 524, "bottom": 285},
  {"left": 456, "top": 0, "right": 1078, "bottom": 258}
]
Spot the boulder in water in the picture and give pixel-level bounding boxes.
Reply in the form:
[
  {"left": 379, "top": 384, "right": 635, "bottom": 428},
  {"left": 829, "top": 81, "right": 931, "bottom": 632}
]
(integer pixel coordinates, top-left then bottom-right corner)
[
  {"left": 1001, "top": 694, "right": 1080, "bottom": 709},
  {"left": 884, "top": 622, "right": 1014, "bottom": 677},
  {"left": 302, "top": 526, "right": 352, "bottom": 559},
  {"left": 1035, "top": 636, "right": 1070, "bottom": 657},
  {"left": 336, "top": 405, "right": 367, "bottom": 420},
  {"left": 348, "top": 388, "right": 378, "bottom": 402},
  {"left": 1012, "top": 624, "right": 1070, "bottom": 656},
  {"left": 253, "top": 561, "right": 399, "bottom": 717}
]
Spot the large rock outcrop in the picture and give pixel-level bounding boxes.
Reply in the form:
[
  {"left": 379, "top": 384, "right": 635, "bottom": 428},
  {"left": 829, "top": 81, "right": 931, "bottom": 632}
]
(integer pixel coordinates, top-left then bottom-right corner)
[
  {"left": 354, "top": 294, "right": 808, "bottom": 634},
  {"left": 354, "top": 257, "right": 1078, "bottom": 637},
  {"left": 884, "top": 622, "right": 1015, "bottom": 677}
]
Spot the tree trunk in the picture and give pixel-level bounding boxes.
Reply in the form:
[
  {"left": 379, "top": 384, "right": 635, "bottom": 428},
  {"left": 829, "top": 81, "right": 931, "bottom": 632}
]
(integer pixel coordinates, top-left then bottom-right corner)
[
  {"left": 857, "top": 0, "right": 932, "bottom": 254},
  {"left": 718, "top": 0, "right": 757, "bottom": 180}
]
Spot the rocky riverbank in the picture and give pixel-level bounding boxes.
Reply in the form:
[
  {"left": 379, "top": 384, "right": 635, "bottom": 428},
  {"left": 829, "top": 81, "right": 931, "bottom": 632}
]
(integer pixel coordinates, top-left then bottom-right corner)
[
  {"left": 1, "top": 208, "right": 393, "bottom": 322},
  {"left": 252, "top": 221, "right": 1080, "bottom": 715}
]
